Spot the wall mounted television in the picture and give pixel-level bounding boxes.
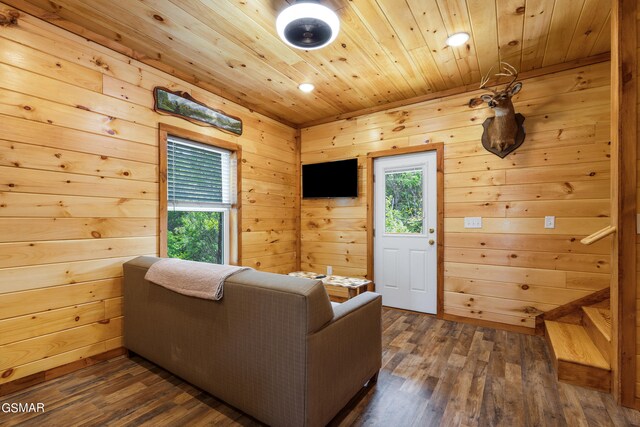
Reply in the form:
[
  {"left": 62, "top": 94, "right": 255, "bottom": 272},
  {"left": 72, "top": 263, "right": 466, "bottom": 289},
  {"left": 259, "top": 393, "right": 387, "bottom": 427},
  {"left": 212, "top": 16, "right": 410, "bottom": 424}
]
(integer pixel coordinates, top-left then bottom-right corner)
[{"left": 302, "top": 158, "right": 358, "bottom": 198}]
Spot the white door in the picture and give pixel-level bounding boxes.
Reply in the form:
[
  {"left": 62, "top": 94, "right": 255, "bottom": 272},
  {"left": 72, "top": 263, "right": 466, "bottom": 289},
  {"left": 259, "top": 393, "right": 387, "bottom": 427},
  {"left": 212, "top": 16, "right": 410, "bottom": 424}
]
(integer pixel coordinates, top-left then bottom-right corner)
[{"left": 373, "top": 151, "right": 438, "bottom": 314}]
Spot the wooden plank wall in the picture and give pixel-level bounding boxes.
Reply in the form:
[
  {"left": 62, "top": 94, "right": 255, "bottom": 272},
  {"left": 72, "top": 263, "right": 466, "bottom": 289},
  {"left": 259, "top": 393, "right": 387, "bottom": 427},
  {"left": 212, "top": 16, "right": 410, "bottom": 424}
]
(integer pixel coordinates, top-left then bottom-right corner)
[
  {"left": 300, "top": 61, "right": 612, "bottom": 330},
  {"left": 0, "top": 4, "right": 297, "bottom": 385},
  {"left": 635, "top": 3, "right": 640, "bottom": 402}
]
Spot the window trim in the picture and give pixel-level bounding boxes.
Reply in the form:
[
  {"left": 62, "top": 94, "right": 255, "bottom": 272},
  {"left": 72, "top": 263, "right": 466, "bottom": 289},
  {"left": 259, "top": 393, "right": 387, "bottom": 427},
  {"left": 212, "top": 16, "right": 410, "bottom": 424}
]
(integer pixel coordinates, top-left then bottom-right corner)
[{"left": 159, "top": 123, "right": 242, "bottom": 265}]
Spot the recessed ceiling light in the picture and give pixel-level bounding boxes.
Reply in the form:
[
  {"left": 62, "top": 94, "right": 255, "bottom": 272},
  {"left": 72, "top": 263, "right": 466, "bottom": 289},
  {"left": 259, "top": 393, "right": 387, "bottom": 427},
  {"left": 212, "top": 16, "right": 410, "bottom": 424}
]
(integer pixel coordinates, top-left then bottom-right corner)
[
  {"left": 298, "top": 83, "right": 315, "bottom": 93},
  {"left": 446, "top": 32, "right": 470, "bottom": 47},
  {"left": 276, "top": 1, "right": 340, "bottom": 50}
]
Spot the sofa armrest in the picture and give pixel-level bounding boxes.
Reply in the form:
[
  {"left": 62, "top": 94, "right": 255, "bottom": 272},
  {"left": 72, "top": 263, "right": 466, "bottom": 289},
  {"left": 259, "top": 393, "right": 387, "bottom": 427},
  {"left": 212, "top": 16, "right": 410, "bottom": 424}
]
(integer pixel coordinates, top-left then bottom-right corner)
[
  {"left": 330, "top": 291, "right": 380, "bottom": 322},
  {"left": 305, "top": 292, "right": 382, "bottom": 427}
]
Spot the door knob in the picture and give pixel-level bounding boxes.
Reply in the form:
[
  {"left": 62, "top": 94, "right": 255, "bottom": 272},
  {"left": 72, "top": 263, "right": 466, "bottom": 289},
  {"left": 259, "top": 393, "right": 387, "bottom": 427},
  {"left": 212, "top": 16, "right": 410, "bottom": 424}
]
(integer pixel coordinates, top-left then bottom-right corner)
[
  {"left": 428, "top": 239, "right": 435, "bottom": 245},
  {"left": 429, "top": 228, "right": 435, "bottom": 233}
]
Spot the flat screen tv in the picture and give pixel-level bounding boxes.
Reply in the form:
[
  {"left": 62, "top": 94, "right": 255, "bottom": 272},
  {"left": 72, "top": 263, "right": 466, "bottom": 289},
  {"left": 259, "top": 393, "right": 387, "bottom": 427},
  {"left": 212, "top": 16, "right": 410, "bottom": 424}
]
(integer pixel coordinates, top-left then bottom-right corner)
[{"left": 302, "top": 158, "right": 358, "bottom": 198}]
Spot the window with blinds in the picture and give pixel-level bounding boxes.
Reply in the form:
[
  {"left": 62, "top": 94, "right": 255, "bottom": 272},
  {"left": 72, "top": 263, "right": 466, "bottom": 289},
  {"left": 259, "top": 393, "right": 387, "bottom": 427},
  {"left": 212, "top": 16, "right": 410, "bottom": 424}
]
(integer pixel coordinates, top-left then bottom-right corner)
[
  {"left": 167, "top": 135, "right": 233, "bottom": 209},
  {"left": 165, "top": 135, "right": 234, "bottom": 264}
]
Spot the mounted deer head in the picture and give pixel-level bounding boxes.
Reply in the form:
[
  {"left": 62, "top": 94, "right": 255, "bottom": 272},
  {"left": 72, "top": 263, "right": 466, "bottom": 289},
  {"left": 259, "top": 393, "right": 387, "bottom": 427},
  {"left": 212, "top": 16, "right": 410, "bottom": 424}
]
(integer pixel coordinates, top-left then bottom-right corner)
[{"left": 477, "top": 62, "right": 526, "bottom": 158}]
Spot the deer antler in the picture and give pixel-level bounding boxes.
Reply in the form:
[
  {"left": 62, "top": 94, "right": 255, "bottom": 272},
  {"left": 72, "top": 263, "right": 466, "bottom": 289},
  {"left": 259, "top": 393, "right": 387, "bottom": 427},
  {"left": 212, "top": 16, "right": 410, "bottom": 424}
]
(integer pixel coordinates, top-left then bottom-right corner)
[
  {"left": 479, "top": 65, "right": 499, "bottom": 95},
  {"left": 495, "top": 61, "right": 519, "bottom": 91}
]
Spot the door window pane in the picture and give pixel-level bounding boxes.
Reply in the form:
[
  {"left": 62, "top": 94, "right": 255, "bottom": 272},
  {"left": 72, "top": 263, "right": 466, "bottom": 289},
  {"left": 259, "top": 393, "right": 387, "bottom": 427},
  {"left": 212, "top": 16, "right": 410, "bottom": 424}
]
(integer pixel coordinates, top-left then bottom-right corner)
[
  {"left": 384, "top": 169, "right": 424, "bottom": 234},
  {"left": 167, "top": 211, "right": 224, "bottom": 263}
]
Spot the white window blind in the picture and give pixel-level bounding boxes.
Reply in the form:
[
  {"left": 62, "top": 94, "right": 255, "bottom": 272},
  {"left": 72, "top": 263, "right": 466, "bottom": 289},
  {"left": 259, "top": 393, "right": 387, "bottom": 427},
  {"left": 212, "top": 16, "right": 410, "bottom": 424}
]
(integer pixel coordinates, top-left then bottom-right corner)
[{"left": 167, "top": 135, "right": 233, "bottom": 209}]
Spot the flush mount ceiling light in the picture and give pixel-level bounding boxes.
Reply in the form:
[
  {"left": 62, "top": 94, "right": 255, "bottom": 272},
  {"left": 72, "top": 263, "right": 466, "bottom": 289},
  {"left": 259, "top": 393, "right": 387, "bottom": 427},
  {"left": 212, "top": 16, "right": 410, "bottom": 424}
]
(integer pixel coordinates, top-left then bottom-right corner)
[
  {"left": 445, "top": 32, "right": 470, "bottom": 47},
  {"left": 298, "top": 83, "right": 315, "bottom": 92},
  {"left": 276, "top": 1, "right": 340, "bottom": 50}
]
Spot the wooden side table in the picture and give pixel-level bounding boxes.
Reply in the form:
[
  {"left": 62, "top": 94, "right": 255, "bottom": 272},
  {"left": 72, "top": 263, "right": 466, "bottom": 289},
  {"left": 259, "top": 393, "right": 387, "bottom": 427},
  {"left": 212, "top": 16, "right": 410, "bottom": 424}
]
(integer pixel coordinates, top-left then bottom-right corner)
[{"left": 288, "top": 271, "right": 372, "bottom": 300}]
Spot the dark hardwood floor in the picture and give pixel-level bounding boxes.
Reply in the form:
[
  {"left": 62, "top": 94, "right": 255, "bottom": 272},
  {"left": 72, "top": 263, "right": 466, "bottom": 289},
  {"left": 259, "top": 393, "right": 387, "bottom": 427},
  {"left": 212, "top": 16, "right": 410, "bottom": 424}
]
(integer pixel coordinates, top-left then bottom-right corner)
[{"left": 2, "top": 308, "right": 640, "bottom": 426}]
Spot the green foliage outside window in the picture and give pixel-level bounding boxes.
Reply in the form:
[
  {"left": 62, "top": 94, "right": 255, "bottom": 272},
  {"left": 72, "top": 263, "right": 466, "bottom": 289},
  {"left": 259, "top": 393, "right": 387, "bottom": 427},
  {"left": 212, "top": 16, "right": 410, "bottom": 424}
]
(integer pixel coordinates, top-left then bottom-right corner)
[
  {"left": 384, "top": 170, "right": 424, "bottom": 234},
  {"left": 167, "top": 211, "right": 224, "bottom": 264}
]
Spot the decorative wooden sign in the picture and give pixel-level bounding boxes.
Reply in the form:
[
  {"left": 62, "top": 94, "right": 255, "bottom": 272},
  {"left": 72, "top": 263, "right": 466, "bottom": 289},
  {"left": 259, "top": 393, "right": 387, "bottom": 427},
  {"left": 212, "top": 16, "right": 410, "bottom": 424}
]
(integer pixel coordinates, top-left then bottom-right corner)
[{"left": 153, "top": 87, "right": 243, "bottom": 135}]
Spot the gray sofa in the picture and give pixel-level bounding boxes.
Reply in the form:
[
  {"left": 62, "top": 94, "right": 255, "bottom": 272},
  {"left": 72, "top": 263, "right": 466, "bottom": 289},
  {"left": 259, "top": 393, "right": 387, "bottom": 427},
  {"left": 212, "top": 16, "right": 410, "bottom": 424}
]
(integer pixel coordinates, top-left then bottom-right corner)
[{"left": 123, "top": 256, "right": 382, "bottom": 427}]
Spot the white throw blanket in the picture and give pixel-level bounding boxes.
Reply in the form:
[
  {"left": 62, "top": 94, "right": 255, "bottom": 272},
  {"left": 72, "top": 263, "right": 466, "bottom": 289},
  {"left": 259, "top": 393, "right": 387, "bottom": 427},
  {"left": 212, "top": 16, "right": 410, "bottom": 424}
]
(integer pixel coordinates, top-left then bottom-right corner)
[{"left": 144, "top": 258, "right": 251, "bottom": 300}]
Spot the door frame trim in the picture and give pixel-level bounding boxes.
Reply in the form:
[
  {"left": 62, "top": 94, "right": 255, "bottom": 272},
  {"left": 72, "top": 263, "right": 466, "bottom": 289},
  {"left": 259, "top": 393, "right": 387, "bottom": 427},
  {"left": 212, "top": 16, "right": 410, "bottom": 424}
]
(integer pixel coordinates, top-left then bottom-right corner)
[{"left": 367, "top": 143, "right": 444, "bottom": 318}]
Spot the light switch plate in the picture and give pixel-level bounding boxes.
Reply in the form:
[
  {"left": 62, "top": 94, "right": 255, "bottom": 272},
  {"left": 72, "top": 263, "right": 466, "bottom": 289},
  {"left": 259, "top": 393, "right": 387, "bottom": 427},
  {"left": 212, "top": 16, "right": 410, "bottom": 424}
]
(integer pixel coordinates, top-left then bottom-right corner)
[
  {"left": 464, "top": 217, "right": 482, "bottom": 229},
  {"left": 326, "top": 265, "right": 333, "bottom": 276},
  {"left": 544, "top": 216, "right": 555, "bottom": 229}
]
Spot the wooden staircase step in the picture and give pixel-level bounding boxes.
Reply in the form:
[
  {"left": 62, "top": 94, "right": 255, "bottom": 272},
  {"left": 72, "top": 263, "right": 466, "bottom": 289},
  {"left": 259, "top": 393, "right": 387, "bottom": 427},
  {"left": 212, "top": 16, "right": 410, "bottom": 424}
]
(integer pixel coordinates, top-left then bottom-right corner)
[
  {"left": 582, "top": 307, "right": 611, "bottom": 342},
  {"left": 582, "top": 306, "right": 612, "bottom": 364},
  {"left": 545, "top": 321, "right": 610, "bottom": 369},
  {"left": 544, "top": 320, "right": 611, "bottom": 392}
]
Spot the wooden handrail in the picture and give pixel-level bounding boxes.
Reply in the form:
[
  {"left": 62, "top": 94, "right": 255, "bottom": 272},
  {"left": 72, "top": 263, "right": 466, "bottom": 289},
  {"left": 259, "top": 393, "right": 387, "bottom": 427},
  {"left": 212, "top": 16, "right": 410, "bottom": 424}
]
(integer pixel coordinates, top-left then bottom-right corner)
[{"left": 581, "top": 225, "right": 617, "bottom": 245}]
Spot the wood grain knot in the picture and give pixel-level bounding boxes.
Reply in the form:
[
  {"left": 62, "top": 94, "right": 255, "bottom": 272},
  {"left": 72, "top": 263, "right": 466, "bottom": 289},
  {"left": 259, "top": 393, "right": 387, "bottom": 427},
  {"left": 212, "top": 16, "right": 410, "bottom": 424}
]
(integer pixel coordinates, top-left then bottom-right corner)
[
  {"left": 91, "top": 231, "right": 102, "bottom": 238},
  {"left": 562, "top": 182, "right": 574, "bottom": 193},
  {"left": 0, "top": 10, "right": 19, "bottom": 26},
  {"left": 153, "top": 14, "right": 164, "bottom": 22},
  {"left": 521, "top": 284, "right": 529, "bottom": 290},
  {"left": 1, "top": 368, "right": 13, "bottom": 378}
]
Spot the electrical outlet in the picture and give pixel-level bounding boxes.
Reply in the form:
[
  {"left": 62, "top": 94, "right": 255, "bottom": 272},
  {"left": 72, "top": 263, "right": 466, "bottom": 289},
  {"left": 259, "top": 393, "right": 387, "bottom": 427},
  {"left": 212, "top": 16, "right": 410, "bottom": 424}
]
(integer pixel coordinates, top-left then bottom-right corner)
[
  {"left": 326, "top": 265, "right": 333, "bottom": 276},
  {"left": 544, "top": 216, "right": 555, "bottom": 229},
  {"left": 464, "top": 217, "right": 482, "bottom": 229}
]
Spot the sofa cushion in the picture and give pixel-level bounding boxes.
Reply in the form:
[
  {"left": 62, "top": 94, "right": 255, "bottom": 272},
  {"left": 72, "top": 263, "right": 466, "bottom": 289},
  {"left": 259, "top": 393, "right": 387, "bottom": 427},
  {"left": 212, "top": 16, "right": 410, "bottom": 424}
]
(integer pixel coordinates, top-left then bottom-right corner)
[{"left": 226, "top": 269, "right": 334, "bottom": 334}]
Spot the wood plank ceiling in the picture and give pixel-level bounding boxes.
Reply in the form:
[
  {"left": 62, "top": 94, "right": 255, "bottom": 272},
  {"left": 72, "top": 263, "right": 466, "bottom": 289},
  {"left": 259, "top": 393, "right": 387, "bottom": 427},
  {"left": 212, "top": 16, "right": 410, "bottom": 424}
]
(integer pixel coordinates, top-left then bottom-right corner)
[{"left": 8, "top": 0, "right": 611, "bottom": 125}]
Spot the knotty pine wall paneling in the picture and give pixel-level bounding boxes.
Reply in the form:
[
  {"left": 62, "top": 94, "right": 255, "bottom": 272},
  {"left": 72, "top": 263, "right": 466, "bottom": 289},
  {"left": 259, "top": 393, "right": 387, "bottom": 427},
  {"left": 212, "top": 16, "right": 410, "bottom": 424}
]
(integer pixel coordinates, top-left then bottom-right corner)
[
  {"left": 0, "top": 3, "right": 297, "bottom": 387},
  {"left": 634, "top": 0, "right": 640, "bottom": 403},
  {"left": 301, "top": 61, "right": 612, "bottom": 331}
]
